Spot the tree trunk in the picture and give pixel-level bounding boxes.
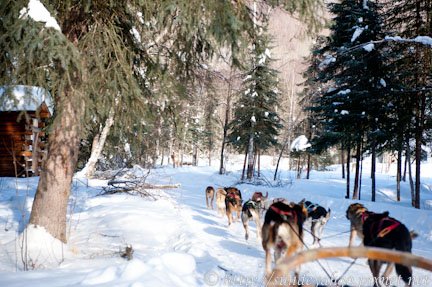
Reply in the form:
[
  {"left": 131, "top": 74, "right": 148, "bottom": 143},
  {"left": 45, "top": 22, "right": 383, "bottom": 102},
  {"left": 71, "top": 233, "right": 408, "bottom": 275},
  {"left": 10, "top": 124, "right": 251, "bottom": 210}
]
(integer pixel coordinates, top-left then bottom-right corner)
[
  {"left": 306, "top": 122, "right": 312, "bottom": 179},
  {"left": 396, "top": 146, "right": 402, "bottom": 201},
  {"left": 81, "top": 106, "right": 115, "bottom": 178},
  {"left": 346, "top": 144, "right": 351, "bottom": 199},
  {"left": 352, "top": 141, "right": 361, "bottom": 200},
  {"left": 341, "top": 147, "right": 345, "bottom": 179},
  {"left": 257, "top": 149, "right": 261, "bottom": 178},
  {"left": 241, "top": 146, "right": 248, "bottom": 180},
  {"left": 407, "top": 139, "right": 415, "bottom": 207},
  {"left": 192, "top": 143, "right": 198, "bottom": 166},
  {"left": 371, "top": 141, "right": 376, "bottom": 202},
  {"left": 219, "top": 73, "right": 233, "bottom": 175},
  {"left": 296, "top": 156, "right": 302, "bottom": 179},
  {"left": 274, "top": 138, "right": 288, "bottom": 180},
  {"left": 29, "top": 92, "right": 83, "bottom": 243},
  {"left": 359, "top": 143, "right": 363, "bottom": 200},
  {"left": 246, "top": 132, "right": 254, "bottom": 179},
  {"left": 414, "top": 119, "right": 422, "bottom": 209},
  {"left": 403, "top": 150, "right": 408, "bottom": 182},
  {"left": 154, "top": 116, "right": 162, "bottom": 166}
]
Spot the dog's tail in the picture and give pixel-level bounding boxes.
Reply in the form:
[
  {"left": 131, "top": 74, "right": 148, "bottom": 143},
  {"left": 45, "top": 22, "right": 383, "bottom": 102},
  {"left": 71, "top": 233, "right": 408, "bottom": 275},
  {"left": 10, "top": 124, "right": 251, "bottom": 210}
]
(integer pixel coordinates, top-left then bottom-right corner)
[
  {"left": 410, "top": 230, "right": 418, "bottom": 239},
  {"left": 326, "top": 208, "right": 331, "bottom": 219}
]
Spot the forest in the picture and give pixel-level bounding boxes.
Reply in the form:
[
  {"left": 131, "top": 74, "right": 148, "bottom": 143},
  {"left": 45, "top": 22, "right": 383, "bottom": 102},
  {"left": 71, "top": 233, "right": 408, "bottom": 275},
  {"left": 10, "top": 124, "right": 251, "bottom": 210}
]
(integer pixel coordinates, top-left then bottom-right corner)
[{"left": 0, "top": 0, "right": 431, "bottom": 243}]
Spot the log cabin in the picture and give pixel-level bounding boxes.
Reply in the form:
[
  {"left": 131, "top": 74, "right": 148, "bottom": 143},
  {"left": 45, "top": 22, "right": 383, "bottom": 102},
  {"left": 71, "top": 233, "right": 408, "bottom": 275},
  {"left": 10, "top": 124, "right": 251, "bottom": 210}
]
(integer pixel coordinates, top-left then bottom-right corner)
[{"left": 0, "top": 85, "right": 53, "bottom": 177}]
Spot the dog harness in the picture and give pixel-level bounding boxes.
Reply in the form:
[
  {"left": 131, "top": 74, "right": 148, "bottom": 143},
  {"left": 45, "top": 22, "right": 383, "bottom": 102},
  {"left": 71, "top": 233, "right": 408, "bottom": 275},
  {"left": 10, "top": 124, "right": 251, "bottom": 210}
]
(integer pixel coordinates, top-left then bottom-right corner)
[
  {"left": 270, "top": 205, "right": 297, "bottom": 222},
  {"left": 226, "top": 192, "right": 241, "bottom": 205},
  {"left": 245, "top": 200, "right": 261, "bottom": 210},
  {"left": 374, "top": 217, "right": 401, "bottom": 238},
  {"left": 304, "top": 202, "right": 319, "bottom": 213},
  {"left": 361, "top": 212, "right": 401, "bottom": 238}
]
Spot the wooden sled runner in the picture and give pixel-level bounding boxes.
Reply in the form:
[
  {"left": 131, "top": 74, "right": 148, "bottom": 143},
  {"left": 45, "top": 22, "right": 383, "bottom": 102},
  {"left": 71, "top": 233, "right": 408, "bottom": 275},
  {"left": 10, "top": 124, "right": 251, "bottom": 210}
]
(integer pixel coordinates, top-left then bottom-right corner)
[{"left": 267, "top": 246, "right": 432, "bottom": 286}]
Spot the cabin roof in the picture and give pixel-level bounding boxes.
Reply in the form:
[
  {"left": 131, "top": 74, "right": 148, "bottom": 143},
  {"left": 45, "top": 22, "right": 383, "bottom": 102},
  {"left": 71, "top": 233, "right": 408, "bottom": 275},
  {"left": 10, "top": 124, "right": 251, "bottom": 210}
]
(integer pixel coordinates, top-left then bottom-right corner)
[{"left": 0, "top": 85, "right": 54, "bottom": 115}]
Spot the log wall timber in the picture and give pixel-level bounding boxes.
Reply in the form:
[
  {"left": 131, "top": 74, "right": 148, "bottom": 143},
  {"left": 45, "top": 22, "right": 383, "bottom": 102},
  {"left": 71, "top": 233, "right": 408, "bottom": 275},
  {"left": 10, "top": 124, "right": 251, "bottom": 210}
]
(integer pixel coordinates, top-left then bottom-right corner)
[{"left": 0, "top": 106, "right": 50, "bottom": 177}]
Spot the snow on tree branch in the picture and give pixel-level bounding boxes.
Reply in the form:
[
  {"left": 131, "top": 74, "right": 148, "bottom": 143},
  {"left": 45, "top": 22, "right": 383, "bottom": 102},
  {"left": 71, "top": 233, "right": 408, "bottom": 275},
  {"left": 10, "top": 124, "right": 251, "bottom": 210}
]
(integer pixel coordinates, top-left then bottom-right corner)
[
  {"left": 19, "top": 0, "right": 61, "bottom": 32},
  {"left": 384, "top": 36, "right": 432, "bottom": 46},
  {"left": 290, "top": 135, "right": 311, "bottom": 152}
]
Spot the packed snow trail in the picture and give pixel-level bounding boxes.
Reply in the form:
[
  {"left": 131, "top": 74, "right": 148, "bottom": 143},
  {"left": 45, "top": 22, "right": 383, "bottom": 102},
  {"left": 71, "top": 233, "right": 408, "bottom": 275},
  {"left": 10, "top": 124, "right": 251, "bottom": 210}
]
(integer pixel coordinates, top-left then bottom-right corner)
[{"left": 150, "top": 165, "right": 432, "bottom": 287}]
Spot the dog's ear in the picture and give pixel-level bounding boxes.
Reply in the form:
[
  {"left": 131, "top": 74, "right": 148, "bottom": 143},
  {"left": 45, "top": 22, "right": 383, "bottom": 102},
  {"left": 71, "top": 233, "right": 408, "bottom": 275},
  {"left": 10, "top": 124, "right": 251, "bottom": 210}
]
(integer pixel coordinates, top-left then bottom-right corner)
[
  {"left": 383, "top": 211, "right": 389, "bottom": 217},
  {"left": 346, "top": 205, "right": 352, "bottom": 219},
  {"left": 297, "top": 202, "right": 308, "bottom": 221},
  {"left": 299, "top": 198, "right": 306, "bottom": 204}
]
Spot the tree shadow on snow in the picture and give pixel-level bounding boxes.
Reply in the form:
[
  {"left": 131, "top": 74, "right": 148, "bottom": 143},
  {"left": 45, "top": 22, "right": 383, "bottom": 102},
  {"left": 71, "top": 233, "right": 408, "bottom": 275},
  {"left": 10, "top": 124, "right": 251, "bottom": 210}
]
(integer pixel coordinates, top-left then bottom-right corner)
[
  {"left": 219, "top": 239, "right": 263, "bottom": 257},
  {"left": 192, "top": 214, "right": 220, "bottom": 225}
]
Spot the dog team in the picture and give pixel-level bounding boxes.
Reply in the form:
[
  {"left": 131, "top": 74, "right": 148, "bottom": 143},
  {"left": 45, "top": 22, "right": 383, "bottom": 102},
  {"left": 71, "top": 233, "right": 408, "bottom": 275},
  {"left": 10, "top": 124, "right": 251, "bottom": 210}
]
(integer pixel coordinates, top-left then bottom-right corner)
[{"left": 205, "top": 185, "right": 417, "bottom": 286}]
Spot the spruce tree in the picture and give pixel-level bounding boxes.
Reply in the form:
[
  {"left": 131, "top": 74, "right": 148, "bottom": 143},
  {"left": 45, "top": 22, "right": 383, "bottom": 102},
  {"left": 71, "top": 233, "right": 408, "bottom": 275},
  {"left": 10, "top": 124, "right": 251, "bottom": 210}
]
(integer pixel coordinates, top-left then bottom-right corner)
[
  {"left": 309, "top": 0, "right": 388, "bottom": 199},
  {"left": 228, "top": 20, "right": 282, "bottom": 180},
  {"left": 381, "top": 0, "right": 432, "bottom": 208}
]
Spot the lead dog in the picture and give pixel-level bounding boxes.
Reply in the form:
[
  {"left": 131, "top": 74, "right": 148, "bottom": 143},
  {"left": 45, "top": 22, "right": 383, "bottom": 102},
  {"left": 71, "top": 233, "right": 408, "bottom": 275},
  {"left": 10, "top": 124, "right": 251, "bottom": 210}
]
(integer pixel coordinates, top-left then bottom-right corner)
[
  {"left": 224, "top": 187, "right": 242, "bottom": 225},
  {"left": 346, "top": 203, "right": 417, "bottom": 286},
  {"left": 205, "top": 186, "right": 215, "bottom": 209},
  {"left": 261, "top": 201, "right": 307, "bottom": 280},
  {"left": 241, "top": 192, "right": 268, "bottom": 240},
  {"left": 299, "top": 199, "right": 331, "bottom": 245}
]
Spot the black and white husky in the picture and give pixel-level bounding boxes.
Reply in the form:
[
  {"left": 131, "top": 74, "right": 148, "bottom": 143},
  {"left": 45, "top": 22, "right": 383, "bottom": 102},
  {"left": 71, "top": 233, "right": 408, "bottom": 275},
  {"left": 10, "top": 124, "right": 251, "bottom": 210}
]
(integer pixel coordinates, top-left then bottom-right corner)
[{"left": 300, "top": 199, "right": 331, "bottom": 245}]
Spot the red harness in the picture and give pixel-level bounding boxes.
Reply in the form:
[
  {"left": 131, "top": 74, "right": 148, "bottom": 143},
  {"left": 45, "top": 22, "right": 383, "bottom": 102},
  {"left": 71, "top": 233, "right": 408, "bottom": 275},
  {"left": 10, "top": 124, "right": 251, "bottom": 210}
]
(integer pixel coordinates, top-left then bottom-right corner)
[
  {"left": 375, "top": 217, "right": 400, "bottom": 238},
  {"left": 270, "top": 205, "right": 297, "bottom": 222},
  {"left": 226, "top": 192, "right": 240, "bottom": 205},
  {"left": 361, "top": 211, "right": 400, "bottom": 238}
]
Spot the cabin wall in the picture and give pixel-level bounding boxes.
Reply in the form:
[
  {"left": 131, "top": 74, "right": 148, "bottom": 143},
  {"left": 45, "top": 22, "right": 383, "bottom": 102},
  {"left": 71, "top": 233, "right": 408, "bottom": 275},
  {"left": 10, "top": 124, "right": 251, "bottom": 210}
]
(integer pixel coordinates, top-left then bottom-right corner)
[{"left": 0, "top": 111, "right": 48, "bottom": 177}]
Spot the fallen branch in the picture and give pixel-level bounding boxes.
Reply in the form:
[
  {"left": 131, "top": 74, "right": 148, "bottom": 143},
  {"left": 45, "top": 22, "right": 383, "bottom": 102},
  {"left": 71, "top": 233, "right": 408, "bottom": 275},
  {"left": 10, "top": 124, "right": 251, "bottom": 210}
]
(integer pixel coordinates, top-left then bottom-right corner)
[{"left": 100, "top": 179, "right": 180, "bottom": 199}]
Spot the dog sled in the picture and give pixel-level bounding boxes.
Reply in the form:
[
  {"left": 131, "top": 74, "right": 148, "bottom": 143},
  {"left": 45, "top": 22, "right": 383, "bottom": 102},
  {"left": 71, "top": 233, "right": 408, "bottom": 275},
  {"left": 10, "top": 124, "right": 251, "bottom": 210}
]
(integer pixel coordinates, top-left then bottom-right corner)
[{"left": 268, "top": 246, "right": 432, "bottom": 286}]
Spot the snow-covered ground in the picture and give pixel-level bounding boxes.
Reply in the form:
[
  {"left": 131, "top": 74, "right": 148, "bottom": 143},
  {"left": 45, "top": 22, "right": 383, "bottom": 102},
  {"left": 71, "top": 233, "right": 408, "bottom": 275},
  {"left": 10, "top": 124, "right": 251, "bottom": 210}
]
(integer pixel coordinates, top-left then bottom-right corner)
[{"left": 0, "top": 156, "right": 431, "bottom": 286}]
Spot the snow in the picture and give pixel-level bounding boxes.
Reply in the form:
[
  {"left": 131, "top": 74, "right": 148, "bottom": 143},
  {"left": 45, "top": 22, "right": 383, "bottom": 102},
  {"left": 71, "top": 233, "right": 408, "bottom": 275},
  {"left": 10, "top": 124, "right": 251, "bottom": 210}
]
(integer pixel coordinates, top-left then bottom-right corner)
[
  {"left": 319, "top": 55, "right": 336, "bottom": 70},
  {"left": 124, "top": 143, "right": 132, "bottom": 158},
  {"left": 363, "top": 43, "right": 375, "bottom": 52},
  {"left": 337, "top": 89, "right": 351, "bottom": 95},
  {"left": 257, "top": 49, "right": 271, "bottom": 65},
  {"left": 380, "top": 78, "right": 387, "bottom": 87},
  {"left": 1, "top": 156, "right": 432, "bottom": 286},
  {"left": 341, "top": 110, "right": 349, "bottom": 115},
  {"left": 19, "top": 0, "right": 61, "bottom": 32},
  {"left": 351, "top": 27, "right": 364, "bottom": 43},
  {"left": 251, "top": 116, "right": 256, "bottom": 123},
  {"left": 385, "top": 36, "right": 432, "bottom": 47},
  {"left": 290, "top": 135, "right": 311, "bottom": 151},
  {"left": 130, "top": 27, "right": 141, "bottom": 43},
  {"left": 0, "top": 85, "right": 54, "bottom": 114},
  {"left": 413, "top": 36, "right": 432, "bottom": 46},
  {"left": 363, "top": 0, "right": 369, "bottom": 10}
]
